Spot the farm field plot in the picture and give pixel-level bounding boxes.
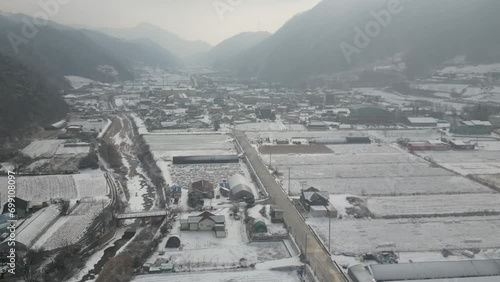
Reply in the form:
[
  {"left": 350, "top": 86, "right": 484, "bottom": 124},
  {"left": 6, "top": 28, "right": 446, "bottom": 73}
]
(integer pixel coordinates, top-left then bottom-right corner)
[
  {"left": 368, "top": 129, "right": 441, "bottom": 142},
  {"left": 68, "top": 120, "right": 107, "bottom": 132},
  {"left": 309, "top": 216, "right": 500, "bottom": 254},
  {"left": 132, "top": 269, "right": 301, "bottom": 282},
  {"left": 367, "top": 194, "right": 500, "bottom": 218},
  {"left": 235, "top": 121, "right": 288, "bottom": 131},
  {"left": 265, "top": 152, "right": 422, "bottom": 167},
  {"left": 283, "top": 175, "right": 492, "bottom": 196},
  {"left": 472, "top": 174, "right": 500, "bottom": 190},
  {"left": 0, "top": 172, "right": 108, "bottom": 204},
  {"left": 145, "top": 134, "right": 235, "bottom": 152},
  {"left": 246, "top": 130, "right": 365, "bottom": 141},
  {"left": 438, "top": 163, "right": 500, "bottom": 175},
  {"left": 39, "top": 201, "right": 107, "bottom": 250},
  {"left": 419, "top": 150, "right": 500, "bottom": 164},
  {"left": 55, "top": 145, "right": 91, "bottom": 155},
  {"left": 277, "top": 163, "right": 453, "bottom": 180},
  {"left": 22, "top": 140, "right": 65, "bottom": 158},
  {"left": 169, "top": 163, "right": 258, "bottom": 199},
  {"left": 16, "top": 206, "right": 61, "bottom": 248},
  {"left": 325, "top": 144, "right": 402, "bottom": 154},
  {"left": 0, "top": 175, "right": 77, "bottom": 204},
  {"left": 73, "top": 172, "right": 109, "bottom": 198}
]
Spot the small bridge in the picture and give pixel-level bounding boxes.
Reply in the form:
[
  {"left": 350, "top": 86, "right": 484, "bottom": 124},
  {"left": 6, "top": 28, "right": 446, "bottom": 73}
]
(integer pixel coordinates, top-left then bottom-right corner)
[{"left": 114, "top": 210, "right": 168, "bottom": 220}]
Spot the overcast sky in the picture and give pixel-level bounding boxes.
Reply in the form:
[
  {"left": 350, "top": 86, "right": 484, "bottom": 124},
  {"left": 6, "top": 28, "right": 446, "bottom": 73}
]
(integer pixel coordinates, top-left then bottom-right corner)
[{"left": 0, "top": 0, "right": 321, "bottom": 45}]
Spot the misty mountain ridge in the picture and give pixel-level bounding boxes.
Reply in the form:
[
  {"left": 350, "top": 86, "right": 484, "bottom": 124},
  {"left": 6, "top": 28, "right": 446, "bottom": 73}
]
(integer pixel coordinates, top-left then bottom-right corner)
[
  {"left": 100, "top": 22, "right": 212, "bottom": 58},
  {"left": 0, "top": 13, "right": 180, "bottom": 86},
  {"left": 194, "top": 31, "right": 271, "bottom": 67},
  {"left": 219, "top": 0, "right": 500, "bottom": 84}
]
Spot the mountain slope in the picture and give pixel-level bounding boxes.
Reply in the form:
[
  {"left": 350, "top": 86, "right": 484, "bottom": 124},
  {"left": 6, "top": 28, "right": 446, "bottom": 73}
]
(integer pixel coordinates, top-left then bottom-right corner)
[
  {"left": 196, "top": 31, "right": 271, "bottom": 66},
  {"left": 0, "top": 14, "right": 180, "bottom": 86},
  {"left": 81, "top": 30, "right": 180, "bottom": 68},
  {"left": 101, "top": 23, "right": 212, "bottom": 58},
  {"left": 0, "top": 53, "right": 67, "bottom": 138},
  {"left": 222, "top": 0, "right": 500, "bottom": 83}
]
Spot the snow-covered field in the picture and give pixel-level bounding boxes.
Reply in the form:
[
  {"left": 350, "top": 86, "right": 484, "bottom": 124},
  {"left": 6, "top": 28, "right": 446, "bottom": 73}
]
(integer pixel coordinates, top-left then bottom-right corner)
[
  {"left": 132, "top": 269, "right": 302, "bottom": 282},
  {"left": 368, "top": 129, "right": 441, "bottom": 142},
  {"left": 357, "top": 88, "right": 466, "bottom": 110},
  {"left": 73, "top": 172, "right": 109, "bottom": 198},
  {"left": 22, "top": 140, "right": 65, "bottom": 158},
  {"left": 55, "top": 145, "right": 91, "bottom": 155},
  {"left": 279, "top": 163, "right": 452, "bottom": 180},
  {"left": 0, "top": 172, "right": 108, "bottom": 204},
  {"left": 235, "top": 121, "right": 292, "bottom": 132},
  {"left": 68, "top": 119, "right": 108, "bottom": 133},
  {"left": 285, "top": 175, "right": 491, "bottom": 196},
  {"left": 170, "top": 163, "right": 245, "bottom": 192},
  {"left": 309, "top": 216, "right": 500, "bottom": 254},
  {"left": 418, "top": 150, "right": 500, "bottom": 175},
  {"left": 437, "top": 63, "right": 500, "bottom": 75},
  {"left": 16, "top": 205, "right": 61, "bottom": 248},
  {"left": 367, "top": 194, "right": 500, "bottom": 218},
  {"left": 246, "top": 130, "right": 366, "bottom": 141},
  {"left": 35, "top": 201, "right": 108, "bottom": 250},
  {"left": 65, "top": 76, "right": 96, "bottom": 89},
  {"left": 411, "top": 83, "right": 469, "bottom": 94},
  {"left": 145, "top": 134, "right": 236, "bottom": 156}
]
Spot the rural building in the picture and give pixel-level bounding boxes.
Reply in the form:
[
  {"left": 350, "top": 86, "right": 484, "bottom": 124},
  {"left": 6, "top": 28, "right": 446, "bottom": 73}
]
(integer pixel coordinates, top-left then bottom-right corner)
[
  {"left": 228, "top": 174, "right": 255, "bottom": 202},
  {"left": 348, "top": 259, "right": 500, "bottom": 282},
  {"left": 346, "top": 137, "right": 371, "bottom": 144},
  {"left": 448, "top": 140, "right": 476, "bottom": 150},
  {"left": 170, "top": 185, "right": 182, "bottom": 200},
  {"left": 251, "top": 220, "right": 268, "bottom": 233},
  {"left": 180, "top": 211, "right": 226, "bottom": 238},
  {"left": 347, "top": 105, "right": 394, "bottom": 124},
  {"left": 46, "top": 120, "right": 67, "bottom": 130},
  {"left": 300, "top": 187, "right": 330, "bottom": 211},
  {"left": 172, "top": 155, "right": 239, "bottom": 165},
  {"left": 310, "top": 205, "right": 338, "bottom": 218},
  {"left": 450, "top": 120, "right": 493, "bottom": 135},
  {"left": 190, "top": 180, "right": 215, "bottom": 199},
  {"left": 407, "top": 141, "right": 433, "bottom": 152},
  {"left": 406, "top": 117, "right": 438, "bottom": 127},
  {"left": 307, "top": 121, "right": 329, "bottom": 131},
  {"left": 270, "top": 206, "right": 283, "bottom": 223},
  {"left": 2, "top": 197, "right": 31, "bottom": 219}
]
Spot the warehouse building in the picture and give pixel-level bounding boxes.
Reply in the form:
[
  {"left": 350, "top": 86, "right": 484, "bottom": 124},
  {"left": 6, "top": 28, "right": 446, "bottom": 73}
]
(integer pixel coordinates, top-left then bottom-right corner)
[
  {"left": 450, "top": 120, "right": 493, "bottom": 135},
  {"left": 348, "top": 259, "right": 500, "bottom": 282},
  {"left": 172, "top": 155, "right": 239, "bottom": 165},
  {"left": 228, "top": 174, "right": 254, "bottom": 202},
  {"left": 406, "top": 117, "right": 438, "bottom": 127}
]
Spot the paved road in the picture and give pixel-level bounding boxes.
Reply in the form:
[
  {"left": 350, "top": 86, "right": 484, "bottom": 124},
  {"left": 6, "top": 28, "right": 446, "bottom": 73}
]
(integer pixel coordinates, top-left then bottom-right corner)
[{"left": 233, "top": 130, "right": 347, "bottom": 282}]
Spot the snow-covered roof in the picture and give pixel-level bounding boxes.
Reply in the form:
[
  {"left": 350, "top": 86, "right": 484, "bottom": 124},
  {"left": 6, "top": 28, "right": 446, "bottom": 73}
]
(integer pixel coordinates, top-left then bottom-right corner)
[{"left": 407, "top": 117, "right": 437, "bottom": 124}]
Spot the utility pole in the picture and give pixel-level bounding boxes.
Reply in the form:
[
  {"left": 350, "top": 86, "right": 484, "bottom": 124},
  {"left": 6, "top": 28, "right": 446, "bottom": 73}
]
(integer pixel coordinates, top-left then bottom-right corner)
[
  {"left": 328, "top": 208, "right": 331, "bottom": 253},
  {"left": 288, "top": 167, "right": 291, "bottom": 196},
  {"left": 305, "top": 233, "right": 308, "bottom": 261}
]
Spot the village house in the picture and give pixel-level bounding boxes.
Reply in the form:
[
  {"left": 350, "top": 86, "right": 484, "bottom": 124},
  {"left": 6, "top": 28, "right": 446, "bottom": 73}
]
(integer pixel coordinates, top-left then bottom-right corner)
[
  {"left": 300, "top": 187, "right": 330, "bottom": 211},
  {"left": 180, "top": 211, "right": 227, "bottom": 238}
]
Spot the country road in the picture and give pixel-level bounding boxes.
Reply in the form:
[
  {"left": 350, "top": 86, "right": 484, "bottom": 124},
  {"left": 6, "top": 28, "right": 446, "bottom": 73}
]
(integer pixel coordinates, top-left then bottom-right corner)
[{"left": 233, "top": 130, "right": 347, "bottom": 282}]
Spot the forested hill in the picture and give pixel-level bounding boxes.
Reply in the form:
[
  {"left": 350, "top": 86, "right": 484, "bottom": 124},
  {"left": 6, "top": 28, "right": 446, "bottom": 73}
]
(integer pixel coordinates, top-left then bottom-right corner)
[{"left": 0, "top": 53, "right": 67, "bottom": 140}]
